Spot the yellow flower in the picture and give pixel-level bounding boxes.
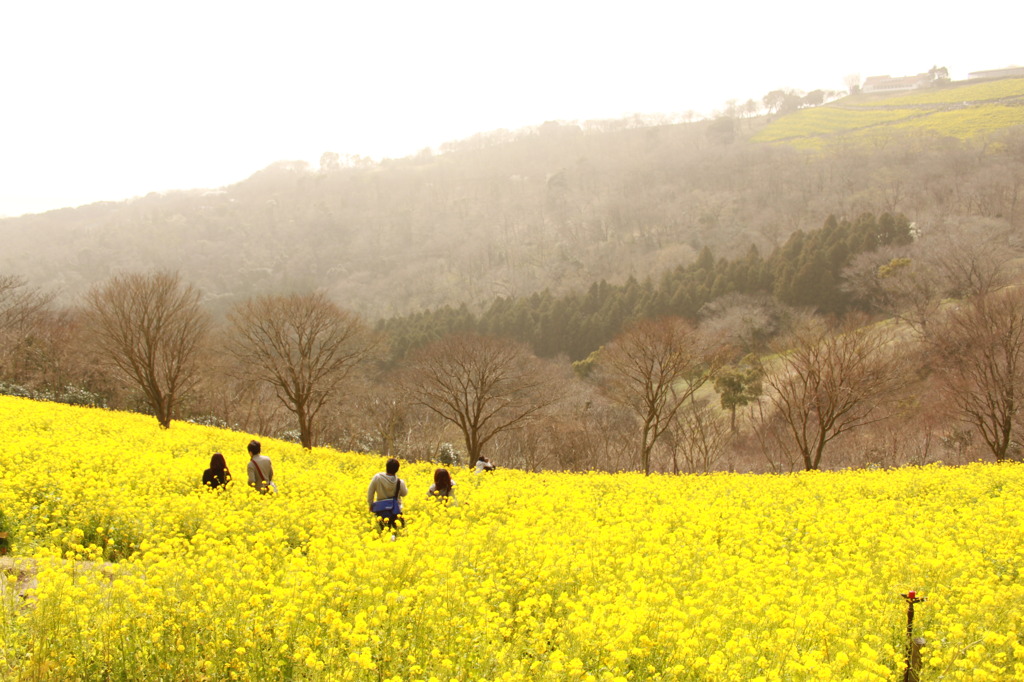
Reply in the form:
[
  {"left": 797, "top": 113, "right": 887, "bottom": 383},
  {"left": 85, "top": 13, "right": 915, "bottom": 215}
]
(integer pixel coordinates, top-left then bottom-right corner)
[{"left": 2, "top": 396, "right": 1024, "bottom": 681}]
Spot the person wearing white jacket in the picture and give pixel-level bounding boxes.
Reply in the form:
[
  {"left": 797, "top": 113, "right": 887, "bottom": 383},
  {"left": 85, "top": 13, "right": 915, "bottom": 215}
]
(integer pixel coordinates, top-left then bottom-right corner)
[{"left": 368, "top": 458, "right": 408, "bottom": 531}]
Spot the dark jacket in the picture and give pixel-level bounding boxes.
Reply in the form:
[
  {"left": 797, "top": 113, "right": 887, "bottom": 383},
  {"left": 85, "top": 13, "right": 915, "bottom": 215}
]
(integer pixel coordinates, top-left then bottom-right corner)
[{"left": 203, "top": 468, "right": 231, "bottom": 489}]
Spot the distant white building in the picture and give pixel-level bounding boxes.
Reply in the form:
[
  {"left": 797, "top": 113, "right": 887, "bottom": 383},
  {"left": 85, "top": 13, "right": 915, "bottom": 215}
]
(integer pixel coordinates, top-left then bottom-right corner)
[
  {"left": 862, "top": 67, "right": 948, "bottom": 94},
  {"left": 968, "top": 66, "right": 1024, "bottom": 80}
]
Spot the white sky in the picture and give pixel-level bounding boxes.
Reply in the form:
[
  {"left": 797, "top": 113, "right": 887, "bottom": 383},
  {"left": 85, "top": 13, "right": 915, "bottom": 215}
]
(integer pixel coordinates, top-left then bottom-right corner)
[{"left": 1, "top": 0, "right": 1022, "bottom": 218}]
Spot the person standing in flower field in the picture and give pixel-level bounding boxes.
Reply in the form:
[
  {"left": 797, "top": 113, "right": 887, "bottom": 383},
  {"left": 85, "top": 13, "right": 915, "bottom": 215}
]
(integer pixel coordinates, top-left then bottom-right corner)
[
  {"left": 368, "top": 458, "right": 408, "bottom": 531},
  {"left": 246, "top": 440, "right": 275, "bottom": 493}
]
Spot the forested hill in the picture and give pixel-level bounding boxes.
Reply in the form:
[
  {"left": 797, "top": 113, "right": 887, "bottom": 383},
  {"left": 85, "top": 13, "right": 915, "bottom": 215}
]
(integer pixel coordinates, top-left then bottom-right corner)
[
  {"left": 379, "top": 212, "right": 913, "bottom": 362},
  {"left": 1, "top": 81, "right": 1022, "bottom": 321}
]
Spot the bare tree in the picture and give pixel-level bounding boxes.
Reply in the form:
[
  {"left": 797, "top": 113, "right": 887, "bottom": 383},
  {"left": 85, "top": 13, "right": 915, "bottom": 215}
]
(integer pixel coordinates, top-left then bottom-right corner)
[
  {"left": 195, "top": 372, "right": 292, "bottom": 439},
  {"left": 929, "top": 221, "right": 1019, "bottom": 298},
  {"left": 843, "top": 221, "right": 1019, "bottom": 338},
  {"left": 543, "top": 389, "right": 635, "bottom": 472},
  {"left": 490, "top": 419, "right": 554, "bottom": 472},
  {"left": 755, "top": 315, "right": 906, "bottom": 471},
  {"left": 843, "top": 248, "right": 945, "bottom": 338},
  {"left": 932, "top": 287, "right": 1024, "bottom": 461},
  {"left": 348, "top": 374, "right": 413, "bottom": 458},
  {"left": 405, "top": 334, "right": 555, "bottom": 468},
  {"left": 17, "top": 307, "right": 94, "bottom": 392},
  {"left": 698, "top": 294, "right": 795, "bottom": 356},
  {"left": 83, "top": 271, "right": 210, "bottom": 428},
  {"left": 0, "top": 274, "right": 54, "bottom": 381},
  {"left": 483, "top": 363, "right": 592, "bottom": 472},
  {"left": 0, "top": 275, "right": 49, "bottom": 324},
  {"left": 226, "top": 292, "right": 376, "bottom": 449},
  {"left": 597, "top": 317, "right": 718, "bottom": 475},
  {"left": 667, "top": 396, "right": 731, "bottom": 474},
  {"left": 749, "top": 399, "right": 804, "bottom": 473}
]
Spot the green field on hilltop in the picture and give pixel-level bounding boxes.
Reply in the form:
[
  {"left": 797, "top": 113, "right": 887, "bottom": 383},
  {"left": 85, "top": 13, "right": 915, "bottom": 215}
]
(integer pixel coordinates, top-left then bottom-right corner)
[
  {"left": 845, "top": 78, "right": 1024, "bottom": 107},
  {"left": 753, "top": 78, "right": 1024, "bottom": 148}
]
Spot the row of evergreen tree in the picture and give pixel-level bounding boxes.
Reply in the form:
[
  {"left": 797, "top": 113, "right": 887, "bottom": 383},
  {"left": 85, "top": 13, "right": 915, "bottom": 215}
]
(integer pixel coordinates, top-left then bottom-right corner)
[{"left": 378, "top": 212, "right": 912, "bottom": 363}]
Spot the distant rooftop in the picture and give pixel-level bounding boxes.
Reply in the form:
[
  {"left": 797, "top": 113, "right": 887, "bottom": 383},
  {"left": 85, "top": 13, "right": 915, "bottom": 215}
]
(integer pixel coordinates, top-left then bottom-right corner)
[
  {"left": 862, "top": 74, "right": 931, "bottom": 93},
  {"left": 968, "top": 66, "right": 1024, "bottom": 79}
]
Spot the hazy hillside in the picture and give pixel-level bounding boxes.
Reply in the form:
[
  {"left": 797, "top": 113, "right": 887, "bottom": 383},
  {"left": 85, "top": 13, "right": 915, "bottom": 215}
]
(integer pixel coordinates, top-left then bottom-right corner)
[{"left": 2, "top": 82, "right": 1023, "bottom": 320}]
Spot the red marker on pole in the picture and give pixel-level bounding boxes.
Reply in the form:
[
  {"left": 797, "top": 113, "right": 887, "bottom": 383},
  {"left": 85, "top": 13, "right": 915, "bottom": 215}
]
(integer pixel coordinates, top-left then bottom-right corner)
[{"left": 902, "top": 591, "right": 926, "bottom": 682}]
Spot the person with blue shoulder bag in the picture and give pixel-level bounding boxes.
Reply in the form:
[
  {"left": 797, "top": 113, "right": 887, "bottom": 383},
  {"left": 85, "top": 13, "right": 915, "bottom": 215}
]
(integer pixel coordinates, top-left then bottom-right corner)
[{"left": 368, "top": 458, "right": 408, "bottom": 532}]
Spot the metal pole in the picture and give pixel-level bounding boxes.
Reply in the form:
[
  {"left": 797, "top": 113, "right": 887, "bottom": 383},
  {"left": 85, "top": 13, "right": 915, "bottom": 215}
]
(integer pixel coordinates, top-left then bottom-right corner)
[{"left": 902, "top": 591, "right": 925, "bottom": 682}]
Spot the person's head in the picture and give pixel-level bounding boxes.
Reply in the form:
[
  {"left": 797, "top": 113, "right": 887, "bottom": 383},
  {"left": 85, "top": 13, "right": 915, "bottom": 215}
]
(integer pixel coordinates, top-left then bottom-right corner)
[
  {"left": 248, "top": 440, "right": 261, "bottom": 457},
  {"left": 210, "top": 453, "right": 227, "bottom": 471},
  {"left": 434, "top": 468, "right": 453, "bottom": 490},
  {"left": 385, "top": 458, "right": 400, "bottom": 475}
]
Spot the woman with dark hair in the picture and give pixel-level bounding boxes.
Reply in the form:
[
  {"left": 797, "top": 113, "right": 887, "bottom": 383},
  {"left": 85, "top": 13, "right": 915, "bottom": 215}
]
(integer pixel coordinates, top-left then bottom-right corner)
[
  {"left": 427, "top": 468, "right": 457, "bottom": 504},
  {"left": 202, "top": 453, "right": 231, "bottom": 489}
]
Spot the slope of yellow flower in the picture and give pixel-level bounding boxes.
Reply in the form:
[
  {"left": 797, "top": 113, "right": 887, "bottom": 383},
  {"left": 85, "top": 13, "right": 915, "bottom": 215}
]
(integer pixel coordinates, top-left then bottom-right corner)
[
  {"left": 752, "top": 78, "right": 1024, "bottom": 148},
  {"left": 1, "top": 395, "right": 1023, "bottom": 680}
]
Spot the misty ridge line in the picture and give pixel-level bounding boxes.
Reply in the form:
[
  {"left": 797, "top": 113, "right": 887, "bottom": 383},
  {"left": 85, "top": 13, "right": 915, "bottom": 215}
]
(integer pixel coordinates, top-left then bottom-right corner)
[{"left": 0, "top": 73, "right": 1020, "bottom": 325}]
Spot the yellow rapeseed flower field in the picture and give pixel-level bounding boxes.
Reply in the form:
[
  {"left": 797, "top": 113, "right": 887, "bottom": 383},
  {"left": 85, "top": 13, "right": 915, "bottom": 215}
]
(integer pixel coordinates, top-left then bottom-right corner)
[
  {"left": 752, "top": 78, "right": 1024, "bottom": 148},
  {"left": 843, "top": 78, "right": 1024, "bottom": 108},
  {"left": 1, "top": 395, "right": 1023, "bottom": 680}
]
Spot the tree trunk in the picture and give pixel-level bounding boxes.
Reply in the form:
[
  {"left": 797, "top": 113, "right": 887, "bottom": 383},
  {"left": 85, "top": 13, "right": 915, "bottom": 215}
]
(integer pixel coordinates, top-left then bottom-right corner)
[
  {"left": 298, "top": 408, "right": 314, "bottom": 449},
  {"left": 155, "top": 394, "right": 173, "bottom": 429},
  {"left": 641, "top": 423, "right": 654, "bottom": 475}
]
